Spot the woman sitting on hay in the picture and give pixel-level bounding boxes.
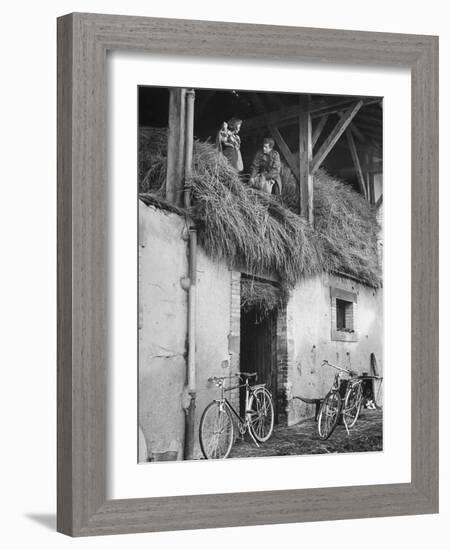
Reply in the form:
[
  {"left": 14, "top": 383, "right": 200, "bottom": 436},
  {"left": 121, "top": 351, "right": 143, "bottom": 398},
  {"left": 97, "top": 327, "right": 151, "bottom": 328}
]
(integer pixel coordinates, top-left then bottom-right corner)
[
  {"left": 249, "top": 137, "right": 282, "bottom": 195},
  {"left": 215, "top": 117, "right": 244, "bottom": 172}
]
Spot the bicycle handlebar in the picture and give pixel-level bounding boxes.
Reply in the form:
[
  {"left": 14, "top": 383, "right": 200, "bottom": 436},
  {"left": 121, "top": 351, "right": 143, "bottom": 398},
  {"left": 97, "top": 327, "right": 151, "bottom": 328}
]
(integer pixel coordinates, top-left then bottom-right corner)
[
  {"left": 321, "top": 360, "right": 355, "bottom": 376},
  {"left": 207, "top": 372, "right": 257, "bottom": 384},
  {"left": 238, "top": 371, "right": 257, "bottom": 380},
  {"left": 207, "top": 374, "right": 239, "bottom": 383},
  {"left": 322, "top": 361, "right": 385, "bottom": 380}
]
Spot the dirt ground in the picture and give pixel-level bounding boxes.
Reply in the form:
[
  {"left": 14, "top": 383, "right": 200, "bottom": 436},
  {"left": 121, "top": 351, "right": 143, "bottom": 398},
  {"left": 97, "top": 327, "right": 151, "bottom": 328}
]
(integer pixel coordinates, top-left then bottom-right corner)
[{"left": 229, "top": 408, "right": 383, "bottom": 458}]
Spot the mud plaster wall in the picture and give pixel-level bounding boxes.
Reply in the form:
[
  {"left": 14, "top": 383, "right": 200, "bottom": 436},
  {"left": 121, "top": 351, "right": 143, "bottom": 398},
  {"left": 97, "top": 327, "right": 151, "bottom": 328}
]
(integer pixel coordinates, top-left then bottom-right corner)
[
  {"left": 287, "top": 273, "right": 383, "bottom": 424},
  {"left": 193, "top": 250, "right": 238, "bottom": 459},
  {"left": 138, "top": 202, "right": 237, "bottom": 460},
  {"left": 138, "top": 202, "right": 188, "bottom": 460}
]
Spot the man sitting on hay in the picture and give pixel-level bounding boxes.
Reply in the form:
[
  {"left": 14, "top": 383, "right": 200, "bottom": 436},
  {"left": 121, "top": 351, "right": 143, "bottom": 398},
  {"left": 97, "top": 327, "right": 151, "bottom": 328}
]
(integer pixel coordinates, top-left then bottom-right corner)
[{"left": 249, "top": 137, "right": 282, "bottom": 195}]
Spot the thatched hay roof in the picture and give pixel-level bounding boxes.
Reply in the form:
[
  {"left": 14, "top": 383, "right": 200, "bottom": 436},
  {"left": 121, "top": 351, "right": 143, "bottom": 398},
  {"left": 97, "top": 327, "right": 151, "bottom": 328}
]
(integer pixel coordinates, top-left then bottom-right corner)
[{"left": 139, "top": 127, "right": 381, "bottom": 288}]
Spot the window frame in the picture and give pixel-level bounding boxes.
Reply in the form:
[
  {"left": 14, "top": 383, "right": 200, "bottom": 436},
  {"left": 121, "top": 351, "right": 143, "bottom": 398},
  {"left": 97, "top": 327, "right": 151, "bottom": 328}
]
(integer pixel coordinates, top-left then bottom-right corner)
[{"left": 330, "top": 287, "right": 358, "bottom": 342}]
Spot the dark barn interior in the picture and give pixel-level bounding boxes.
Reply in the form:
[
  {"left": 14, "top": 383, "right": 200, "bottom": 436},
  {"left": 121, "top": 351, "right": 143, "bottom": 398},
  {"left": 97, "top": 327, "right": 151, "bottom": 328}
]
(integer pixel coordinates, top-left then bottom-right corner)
[{"left": 240, "top": 300, "right": 279, "bottom": 423}]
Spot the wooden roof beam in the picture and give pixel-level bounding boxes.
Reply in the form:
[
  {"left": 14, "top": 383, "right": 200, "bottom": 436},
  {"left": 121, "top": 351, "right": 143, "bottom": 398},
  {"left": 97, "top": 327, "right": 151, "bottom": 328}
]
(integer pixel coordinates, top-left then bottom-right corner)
[
  {"left": 346, "top": 128, "right": 367, "bottom": 197},
  {"left": 311, "top": 98, "right": 380, "bottom": 118},
  {"left": 311, "top": 100, "right": 364, "bottom": 174},
  {"left": 240, "top": 104, "right": 303, "bottom": 135},
  {"left": 269, "top": 125, "right": 300, "bottom": 181},
  {"left": 240, "top": 98, "right": 381, "bottom": 136},
  {"left": 312, "top": 115, "right": 328, "bottom": 147}
]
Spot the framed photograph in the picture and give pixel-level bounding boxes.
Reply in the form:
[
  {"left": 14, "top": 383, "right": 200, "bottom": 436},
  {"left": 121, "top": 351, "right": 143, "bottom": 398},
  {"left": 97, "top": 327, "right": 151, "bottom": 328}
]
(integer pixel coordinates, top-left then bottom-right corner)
[{"left": 57, "top": 13, "right": 438, "bottom": 536}]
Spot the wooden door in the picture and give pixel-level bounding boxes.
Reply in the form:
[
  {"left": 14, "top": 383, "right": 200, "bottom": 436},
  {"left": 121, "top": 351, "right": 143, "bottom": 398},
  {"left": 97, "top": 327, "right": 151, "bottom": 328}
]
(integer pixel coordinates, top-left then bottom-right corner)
[{"left": 240, "top": 308, "right": 278, "bottom": 422}]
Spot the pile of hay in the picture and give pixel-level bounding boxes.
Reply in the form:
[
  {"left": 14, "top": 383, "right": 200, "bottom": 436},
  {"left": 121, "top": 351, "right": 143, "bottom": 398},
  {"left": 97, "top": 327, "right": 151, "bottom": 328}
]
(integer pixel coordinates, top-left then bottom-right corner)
[
  {"left": 139, "top": 127, "right": 381, "bottom": 289},
  {"left": 313, "top": 175, "right": 381, "bottom": 286},
  {"left": 189, "top": 141, "right": 324, "bottom": 287},
  {"left": 139, "top": 127, "right": 167, "bottom": 193},
  {"left": 241, "top": 278, "right": 288, "bottom": 319}
]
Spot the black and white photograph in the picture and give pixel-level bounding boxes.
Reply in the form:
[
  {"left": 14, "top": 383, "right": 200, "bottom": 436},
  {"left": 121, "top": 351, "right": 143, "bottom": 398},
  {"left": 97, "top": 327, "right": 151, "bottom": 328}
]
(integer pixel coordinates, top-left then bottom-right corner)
[
  {"left": 138, "top": 87, "right": 384, "bottom": 461},
  {"left": 1, "top": 0, "right": 444, "bottom": 545}
]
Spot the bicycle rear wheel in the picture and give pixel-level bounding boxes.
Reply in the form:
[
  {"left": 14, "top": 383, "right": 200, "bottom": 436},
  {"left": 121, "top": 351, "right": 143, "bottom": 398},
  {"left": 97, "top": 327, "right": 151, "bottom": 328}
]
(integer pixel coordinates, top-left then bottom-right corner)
[
  {"left": 343, "top": 380, "right": 363, "bottom": 429},
  {"left": 317, "top": 390, "right": 341, "bottom": 440},
  {"left": 247, "top": 387, "right": 274, "bottom": 443},
  {"left": 199, "top": 401, "right": 234, "bottom": 459}
]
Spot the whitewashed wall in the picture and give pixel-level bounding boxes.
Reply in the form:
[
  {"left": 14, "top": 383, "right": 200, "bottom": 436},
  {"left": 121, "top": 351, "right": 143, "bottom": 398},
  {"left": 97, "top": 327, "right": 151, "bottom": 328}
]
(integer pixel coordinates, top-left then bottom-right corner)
[
  {"left": 138, "top": 202, "right": 235, "bottom": 460},
  {"left": 138, "top": 202, "right": 189, "bottom": 460},
  {"left": 287, "top": 273, "right": 383, "bottom": 423}
]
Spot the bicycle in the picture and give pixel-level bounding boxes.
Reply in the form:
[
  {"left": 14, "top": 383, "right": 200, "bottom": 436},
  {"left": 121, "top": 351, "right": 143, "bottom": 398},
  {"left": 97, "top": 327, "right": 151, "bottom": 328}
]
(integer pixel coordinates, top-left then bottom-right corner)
[
  {"left": 317, "top": 360, "right": 365, "bottom": 440},
  {"left": 199, "top": 372, "right": 274, "bottom": 459}
]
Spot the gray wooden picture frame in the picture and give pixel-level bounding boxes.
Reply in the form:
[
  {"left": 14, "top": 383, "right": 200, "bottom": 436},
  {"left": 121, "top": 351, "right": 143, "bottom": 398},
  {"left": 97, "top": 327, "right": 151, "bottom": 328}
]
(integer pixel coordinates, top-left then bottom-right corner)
[{"left": 57, "top": 12, "right": 439, "bottom": 537}]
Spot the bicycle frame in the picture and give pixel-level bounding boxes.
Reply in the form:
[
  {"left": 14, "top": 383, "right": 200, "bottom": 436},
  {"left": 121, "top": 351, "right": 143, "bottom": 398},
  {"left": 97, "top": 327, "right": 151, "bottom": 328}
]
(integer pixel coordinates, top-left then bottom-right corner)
[
  {"left": 209, "top": 374, "right": 265, "bottom": 447},
  {"left": 321, "top": 360, "right": 364, "bottom": 434}
]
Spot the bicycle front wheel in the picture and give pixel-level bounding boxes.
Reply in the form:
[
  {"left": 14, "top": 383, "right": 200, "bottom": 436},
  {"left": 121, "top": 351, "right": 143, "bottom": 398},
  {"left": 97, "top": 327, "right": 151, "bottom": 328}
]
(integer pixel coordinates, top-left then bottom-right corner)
[
  {"left": 317, "top": 390, "right": 341, "bottom": 440},
  {"left": 199, "top": 401, "right": 234, "bottom": 459},
  {"left": 247, "top": 387, "right": 274, "bottom": 443},
  {"left": 343, "top": 381, "right": 363, "bottom": 429}
]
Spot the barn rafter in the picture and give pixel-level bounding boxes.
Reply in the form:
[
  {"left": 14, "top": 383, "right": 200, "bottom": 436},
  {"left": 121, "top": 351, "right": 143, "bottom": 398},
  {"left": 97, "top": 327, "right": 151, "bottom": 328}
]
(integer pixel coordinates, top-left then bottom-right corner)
[
  {"left": 159, "top": 87, "right": 383, "bottom": 219},
  {"left": 239, "top": 97, "right": 381, "bottom": 136},
  {"left": 311, "top": 100, "right": 364, "bottom": 174}
]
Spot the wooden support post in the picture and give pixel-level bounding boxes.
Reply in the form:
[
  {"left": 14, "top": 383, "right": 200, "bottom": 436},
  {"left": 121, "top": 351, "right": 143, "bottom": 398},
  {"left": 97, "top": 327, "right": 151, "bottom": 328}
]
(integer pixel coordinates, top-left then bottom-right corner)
[
  {"left": 184, "top": 89, "right": 195, "bottom": 208},
  {"left": 311, "top": 100, "right": 364, "bottom": 174},
  {"left": 166, "top": 88, "right": 186, "bottom": 206},
  {"left": 299, "top": 97, "right": 313, "bottom": 224},
  {"left": 346, "top": 128, "right": 367, "bottom": 198}
]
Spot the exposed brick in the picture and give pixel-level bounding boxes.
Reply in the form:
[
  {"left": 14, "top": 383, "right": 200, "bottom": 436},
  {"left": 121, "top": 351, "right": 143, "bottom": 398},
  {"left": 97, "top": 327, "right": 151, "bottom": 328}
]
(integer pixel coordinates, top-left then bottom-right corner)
[{"left": 228, "top": 270, "right": 241, "bottom": 412}]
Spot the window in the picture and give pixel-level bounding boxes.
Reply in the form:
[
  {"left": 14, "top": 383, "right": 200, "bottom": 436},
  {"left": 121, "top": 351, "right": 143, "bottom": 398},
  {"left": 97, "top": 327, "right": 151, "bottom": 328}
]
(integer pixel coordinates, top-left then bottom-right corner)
[
  {"left": 336, "top": 299, "right": 353, "bottom": 331},
  {"left": 330, "top": 287, "right": 357, "bottom": 342}
]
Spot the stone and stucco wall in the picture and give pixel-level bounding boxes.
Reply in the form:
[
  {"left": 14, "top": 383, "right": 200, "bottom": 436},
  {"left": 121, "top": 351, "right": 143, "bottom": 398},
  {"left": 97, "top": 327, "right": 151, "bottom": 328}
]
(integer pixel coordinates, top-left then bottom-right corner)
[
  {"left": 286, "top": 273, "right": 383, "bottom": 424},
  {"left": 193, "top": 249, "right": 239, "bottom": 459},
  {"left": 138, "top": 201, "right": 238, "bottom": 460},
  {"left": 138, "top": 202, "right": 188, "bottom": 461}
]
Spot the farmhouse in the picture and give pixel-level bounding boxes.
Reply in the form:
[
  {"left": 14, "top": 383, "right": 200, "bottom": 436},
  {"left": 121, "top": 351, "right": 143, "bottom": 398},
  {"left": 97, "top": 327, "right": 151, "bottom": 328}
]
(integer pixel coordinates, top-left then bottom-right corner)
[{"left": 138, "top": 88, "right": 383, "bottom": 461}]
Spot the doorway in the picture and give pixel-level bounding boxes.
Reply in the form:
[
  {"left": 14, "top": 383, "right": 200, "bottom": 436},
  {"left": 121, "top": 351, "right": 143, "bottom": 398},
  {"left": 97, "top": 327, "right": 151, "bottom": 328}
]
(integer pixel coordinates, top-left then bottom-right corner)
[{"left": 239, "top": 306, "right": 278, "bottom": 423}]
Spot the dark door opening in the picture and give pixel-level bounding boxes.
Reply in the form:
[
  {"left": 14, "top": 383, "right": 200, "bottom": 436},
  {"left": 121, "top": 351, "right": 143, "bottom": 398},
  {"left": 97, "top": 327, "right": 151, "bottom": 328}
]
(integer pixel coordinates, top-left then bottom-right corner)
[{"left": 239, "top": 307, "right": 278, "bottom": 423}]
